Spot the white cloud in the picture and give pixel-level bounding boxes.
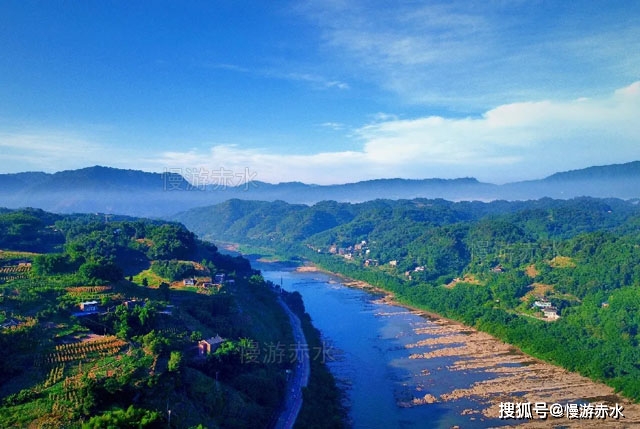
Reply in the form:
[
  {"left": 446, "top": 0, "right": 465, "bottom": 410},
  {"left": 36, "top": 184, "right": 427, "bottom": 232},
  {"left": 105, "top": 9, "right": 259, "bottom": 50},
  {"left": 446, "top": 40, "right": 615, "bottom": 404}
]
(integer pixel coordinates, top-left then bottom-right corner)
[
  {"left": 206, "top": 62, "right": 349, "bottom": 91},
  {"left": 267, "top": 70, "right": 350, "bottom": 90},
  {"left": 0, "top": 130, "right": 149, "bottom": 174},
  {"left": 4, "top": 84, "right": 638, "bottom": 185},
  {"left": 369, "top": 112, "right": 399, "bottom": 122},
  {"left": 147, "top": 83, "right": 640, "bottom": 185},
  {"left": 209, "top": 63, "right": 251, "bottom": 73},
  {"left": 319, "top": 122, "right": 345, "bottom": 131},
  {"left": 295, "top": 1, "right": 640, "bottom": 108},
  {"left": 0, "top": 131, "right": 107, "bottom": 172},
  {"left": 146, "top": 144, "right": 366, "bottom": 185}
]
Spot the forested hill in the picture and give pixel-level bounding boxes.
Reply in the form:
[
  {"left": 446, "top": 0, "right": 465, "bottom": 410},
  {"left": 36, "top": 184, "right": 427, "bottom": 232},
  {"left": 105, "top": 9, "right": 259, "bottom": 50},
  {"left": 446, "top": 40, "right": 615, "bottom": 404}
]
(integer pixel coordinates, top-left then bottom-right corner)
[
  {"left": 172, "top": 197, "right": 640, "bottom": 249},
  {"left": 0, "top": 208, "right": 346, "bottom": 428},
  {"left": 172, "top": 197, "right": 640, "bottom": 401}
]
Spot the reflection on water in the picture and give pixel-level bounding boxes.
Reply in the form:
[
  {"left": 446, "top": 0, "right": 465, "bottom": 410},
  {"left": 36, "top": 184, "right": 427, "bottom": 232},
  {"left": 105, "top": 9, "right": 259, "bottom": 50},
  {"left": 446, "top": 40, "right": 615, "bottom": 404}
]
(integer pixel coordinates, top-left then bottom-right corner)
[{"left": 258, "top": 263, "right": 510, "bottom": 429}]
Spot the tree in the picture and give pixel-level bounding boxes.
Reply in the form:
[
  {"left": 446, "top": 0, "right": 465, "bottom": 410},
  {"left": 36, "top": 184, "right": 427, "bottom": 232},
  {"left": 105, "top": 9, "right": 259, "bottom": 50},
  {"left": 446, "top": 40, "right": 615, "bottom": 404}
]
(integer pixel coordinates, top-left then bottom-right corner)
[
  {"left": 159, "top": 282, "right": 170, "bottom": 300},
  {"left": 79, "top": 261, "right": 123, "bottom": 284},
  {"left": 114, "top": 305, "right": 131, "bottom": 339},
  {"left": 150, "top": 260, "right": 197, "bottom": 281},
  {"left": 140, "top": 330, "right": 168, "bottom": 354},
  {"left": 147, "top": 224, "right": 197, "bottom": 260},
  {"left": 168, "top": 351, "right": 183, "bottom": 372},
  {"left": 136, "top": 305, "right": 154, "bottom": 328},
  {"left": 32, "top": 253, "right": 74, "bottom": 275},
  {"left": 83, "top": 405, "right": 160, "bottom": 428}
]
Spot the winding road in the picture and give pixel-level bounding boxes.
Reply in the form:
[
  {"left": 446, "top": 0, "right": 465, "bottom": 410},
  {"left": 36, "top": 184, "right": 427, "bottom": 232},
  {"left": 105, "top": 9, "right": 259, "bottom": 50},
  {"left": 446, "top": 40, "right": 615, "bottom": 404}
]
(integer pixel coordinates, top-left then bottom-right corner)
[{"left": 273, "top": 296, "right": 310, "bottom": 429}]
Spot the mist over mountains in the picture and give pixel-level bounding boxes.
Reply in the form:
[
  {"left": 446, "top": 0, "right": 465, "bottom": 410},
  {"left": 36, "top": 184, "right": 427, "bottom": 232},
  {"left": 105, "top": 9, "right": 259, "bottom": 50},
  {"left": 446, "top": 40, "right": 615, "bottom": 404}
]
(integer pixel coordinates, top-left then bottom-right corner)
[{"left": 1, "top": 162, "right": 640, "bottom": 217}]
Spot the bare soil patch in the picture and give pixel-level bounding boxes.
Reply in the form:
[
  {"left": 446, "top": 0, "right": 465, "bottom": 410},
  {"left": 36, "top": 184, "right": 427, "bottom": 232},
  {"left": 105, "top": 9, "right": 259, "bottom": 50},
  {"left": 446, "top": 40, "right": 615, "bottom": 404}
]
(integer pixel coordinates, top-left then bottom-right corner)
[
  {"left": 525, "top": 264, "right": 539, "bottom": 278},
  {"left": 404, "top": 318, "right": 639, "bottom": 427},
  {"left": 550, "top": 256, "right": 577, "bottom": 268}
]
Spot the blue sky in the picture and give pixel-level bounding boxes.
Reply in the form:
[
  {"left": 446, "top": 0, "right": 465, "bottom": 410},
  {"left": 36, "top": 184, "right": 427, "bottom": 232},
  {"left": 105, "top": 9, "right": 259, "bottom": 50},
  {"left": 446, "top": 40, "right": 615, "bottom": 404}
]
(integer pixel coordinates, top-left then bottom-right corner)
[{"left": 1, "top": 1, "right": 639, "bottom": 184}]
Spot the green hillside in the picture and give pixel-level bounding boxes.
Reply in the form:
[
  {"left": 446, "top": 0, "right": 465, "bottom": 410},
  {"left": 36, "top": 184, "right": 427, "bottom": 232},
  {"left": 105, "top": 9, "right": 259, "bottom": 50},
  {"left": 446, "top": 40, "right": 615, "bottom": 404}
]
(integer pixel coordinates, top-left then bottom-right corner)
[{"left": 0, "top": 208, "right": 345, "bottom": 428}]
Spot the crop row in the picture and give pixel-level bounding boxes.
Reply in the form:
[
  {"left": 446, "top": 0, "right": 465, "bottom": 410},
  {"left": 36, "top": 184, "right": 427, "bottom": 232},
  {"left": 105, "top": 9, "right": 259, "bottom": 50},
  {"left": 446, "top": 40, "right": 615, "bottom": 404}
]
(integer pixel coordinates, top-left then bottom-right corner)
[
  {"left": 43, "top": 365, "right": 65, "bottom": 388},
  {"left": 54, "top": 336, "right": 126, "bottom": 352},
  {"left": 41, "top": 349, "right": 121, "bottom": 364},
  {"left": 49, "top": 390, "right": 82, "bottom": 412},
  {"left": 0, "top": 265, "right": 31, "bottom": 273},
  {"left": 0, "top": 274, "right": 28, "bottom": 282},
  {"left": 65, "top": 286, "right": 112, "bottom": 294},
  {"left": 37, "top": 337, "right": 127, "bottom": 365}
]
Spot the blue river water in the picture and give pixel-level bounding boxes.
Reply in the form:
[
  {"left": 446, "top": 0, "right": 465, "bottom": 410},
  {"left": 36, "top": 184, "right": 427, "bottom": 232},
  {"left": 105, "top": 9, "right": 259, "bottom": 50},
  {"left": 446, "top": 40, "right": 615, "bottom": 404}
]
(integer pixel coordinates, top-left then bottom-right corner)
[{"left": 256, "top": 262, "right": 511, "bottom": 429}]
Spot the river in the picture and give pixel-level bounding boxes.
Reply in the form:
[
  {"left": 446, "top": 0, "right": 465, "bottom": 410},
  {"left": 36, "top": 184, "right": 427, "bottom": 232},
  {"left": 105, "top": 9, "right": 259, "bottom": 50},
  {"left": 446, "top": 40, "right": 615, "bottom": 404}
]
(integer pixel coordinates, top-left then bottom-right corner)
[{"left": 256, "top": 262, "right": 510, "bottom": 429}]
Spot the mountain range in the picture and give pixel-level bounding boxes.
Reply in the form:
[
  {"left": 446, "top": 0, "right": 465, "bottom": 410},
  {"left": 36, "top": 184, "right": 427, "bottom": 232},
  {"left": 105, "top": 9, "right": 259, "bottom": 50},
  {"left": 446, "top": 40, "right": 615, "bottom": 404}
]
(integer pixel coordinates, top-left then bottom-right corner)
[{"left": 1, "top": 162, "right": 640, "bottom": 217}]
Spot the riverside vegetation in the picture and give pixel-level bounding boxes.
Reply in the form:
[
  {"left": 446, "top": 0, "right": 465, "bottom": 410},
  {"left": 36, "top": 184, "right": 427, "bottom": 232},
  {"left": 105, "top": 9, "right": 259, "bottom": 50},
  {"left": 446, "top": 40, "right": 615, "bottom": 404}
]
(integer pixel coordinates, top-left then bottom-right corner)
[
  {"left": 173, "top": 196, "right": 640, "bottom": 403},
  {"left": 0, "top": 208, "right": 345, "bottom": 428}
]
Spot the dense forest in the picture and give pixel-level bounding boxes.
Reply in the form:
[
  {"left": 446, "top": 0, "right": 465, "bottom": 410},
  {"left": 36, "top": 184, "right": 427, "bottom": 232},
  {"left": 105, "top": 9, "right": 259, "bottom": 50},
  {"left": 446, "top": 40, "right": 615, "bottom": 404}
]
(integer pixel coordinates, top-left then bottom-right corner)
[
  {"left": 0, "top": 208, "right": 345, "bottom": 428},
  {"left": 174, "top": 196, "right": 640, "bottom": 402}
]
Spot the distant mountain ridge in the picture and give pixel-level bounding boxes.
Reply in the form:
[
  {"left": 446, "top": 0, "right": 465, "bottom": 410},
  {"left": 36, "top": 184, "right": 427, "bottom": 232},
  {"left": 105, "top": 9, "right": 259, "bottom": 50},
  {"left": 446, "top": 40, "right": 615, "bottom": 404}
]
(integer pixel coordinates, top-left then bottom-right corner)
[
  {"left": 543, "top": 161, "right": 640, "bottom": 181},
  {"left": 1, "top": 162, "right": 639, "bottom": 216},
  {"left": 2, "top": 165, "right": 189, "bottom": 191}
]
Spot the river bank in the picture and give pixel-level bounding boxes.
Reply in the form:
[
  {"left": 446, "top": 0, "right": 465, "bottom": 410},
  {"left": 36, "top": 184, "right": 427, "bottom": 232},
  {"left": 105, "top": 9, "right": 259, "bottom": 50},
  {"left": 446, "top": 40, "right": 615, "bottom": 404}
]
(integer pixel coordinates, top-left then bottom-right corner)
[
  {"left": 296, "top": 263, "right": 490, "bottom": 338},
  {"left": 293, "top": 262, "right": 640, "bottom": 427}
]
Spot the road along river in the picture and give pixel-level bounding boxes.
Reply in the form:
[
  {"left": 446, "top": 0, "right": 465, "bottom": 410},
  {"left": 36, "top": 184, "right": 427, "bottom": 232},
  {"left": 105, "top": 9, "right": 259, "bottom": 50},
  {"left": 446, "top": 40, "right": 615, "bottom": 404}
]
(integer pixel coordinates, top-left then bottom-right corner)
[{"left": 256, "top": 261, "right": 639, "bottom": 429}]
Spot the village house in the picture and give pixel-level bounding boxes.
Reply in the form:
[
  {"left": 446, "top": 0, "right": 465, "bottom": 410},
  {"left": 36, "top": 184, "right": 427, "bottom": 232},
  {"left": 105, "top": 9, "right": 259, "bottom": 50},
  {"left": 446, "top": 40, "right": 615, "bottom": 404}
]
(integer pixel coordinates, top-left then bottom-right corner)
[
  {"left": 533, "top": 300, "right": 553, "bottom": 309},
  {"left": 354, "top": 241, "right": 368, "bottom": 251},
  {"left": 542, "top": 307, "right": 560, "bottom": 320},
  {"left": 198, "top": 334, "right": 225, "bottom": 356},
  {"left": 123, "top": 300, "right": 144, "bottom": 310},
  {"left": 0, "top": 319, "right": 20, "bottom": 329},
  {"left": 183, "top": 278, "right": 196, "bottom": 286},
  {"left": 389, "top": 260, "right": 398, "bottom": 267},
  {"left": 79, "top": 301, "right": 98, "bottom": 312}
]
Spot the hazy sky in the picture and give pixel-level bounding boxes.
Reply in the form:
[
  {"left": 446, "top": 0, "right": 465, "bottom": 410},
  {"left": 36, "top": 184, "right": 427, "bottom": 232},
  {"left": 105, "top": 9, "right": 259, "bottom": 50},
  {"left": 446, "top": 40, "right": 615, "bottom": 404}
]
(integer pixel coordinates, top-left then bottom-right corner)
[{"left": 1, "top": 1, "right": 639, "bottom": 184}]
